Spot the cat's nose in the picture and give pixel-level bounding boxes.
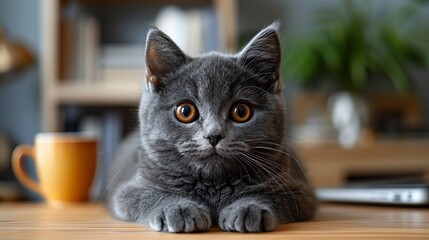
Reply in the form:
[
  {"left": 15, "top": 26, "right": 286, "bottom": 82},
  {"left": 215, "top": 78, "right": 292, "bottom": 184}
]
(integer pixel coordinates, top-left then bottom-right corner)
[{"left": 206, "top": 135, "right": 223, "bottom": 147}]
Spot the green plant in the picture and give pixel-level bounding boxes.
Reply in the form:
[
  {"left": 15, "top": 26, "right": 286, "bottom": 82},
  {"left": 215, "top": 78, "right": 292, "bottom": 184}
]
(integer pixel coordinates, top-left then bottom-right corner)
[{"left": 282, "top": 0, "right": 429, "bottom": 93}]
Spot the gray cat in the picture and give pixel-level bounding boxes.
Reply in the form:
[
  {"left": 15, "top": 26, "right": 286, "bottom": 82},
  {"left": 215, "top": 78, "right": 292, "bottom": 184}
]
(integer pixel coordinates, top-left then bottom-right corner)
[{"left": 106, "top": 22, "right": 317, "bottom": 233}]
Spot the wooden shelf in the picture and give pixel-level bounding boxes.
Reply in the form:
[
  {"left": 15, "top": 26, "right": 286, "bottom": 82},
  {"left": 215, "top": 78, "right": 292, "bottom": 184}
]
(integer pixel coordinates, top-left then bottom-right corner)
[
  {"left": 296, "top": 138, "right": 429, "bottom": 187},
  {"left": 53, "top": 81, "right": 141, "bottom": 106}
]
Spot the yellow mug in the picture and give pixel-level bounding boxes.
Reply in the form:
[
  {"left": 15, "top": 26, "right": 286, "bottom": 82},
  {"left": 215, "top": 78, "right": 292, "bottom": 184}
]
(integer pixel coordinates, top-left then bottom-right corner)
[{"left": 12, "top": 133, "right": 97, "bottom": 206}]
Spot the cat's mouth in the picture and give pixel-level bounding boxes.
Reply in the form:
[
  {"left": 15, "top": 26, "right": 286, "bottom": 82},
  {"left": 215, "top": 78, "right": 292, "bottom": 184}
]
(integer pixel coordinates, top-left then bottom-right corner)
[
  {"left": 197, "top": 146, "right": 233, "bottom": 161},
  {"left": 178, "top": 142, "right": 243, "bottom": 160}
]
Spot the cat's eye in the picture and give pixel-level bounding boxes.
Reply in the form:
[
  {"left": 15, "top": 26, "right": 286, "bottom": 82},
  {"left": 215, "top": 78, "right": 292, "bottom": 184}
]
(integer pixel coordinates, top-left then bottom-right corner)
[
  {"left": 175, "top": 101, "right": 198, "bottom": 123},
  {"left": 230, "top": 102, "right": 253, "bottom": 123}
]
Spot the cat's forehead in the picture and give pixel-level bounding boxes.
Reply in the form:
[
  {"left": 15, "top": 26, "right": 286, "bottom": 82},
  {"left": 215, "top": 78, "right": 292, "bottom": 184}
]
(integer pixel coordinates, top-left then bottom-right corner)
[
  {"left": 189, "top": 53, "right": 241, "bottom": 78},
  {"left": 190, "top": 54, "right": 240, "bottom": 82},
  {"left": 171, "top": 54, "right": 243, "bottom": 100}
]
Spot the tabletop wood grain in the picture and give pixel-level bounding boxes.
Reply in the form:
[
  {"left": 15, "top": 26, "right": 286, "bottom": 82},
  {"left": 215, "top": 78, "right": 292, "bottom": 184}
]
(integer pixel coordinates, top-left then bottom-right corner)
[{"left": 0, "top": 202, "right": 428, "bottom": 239}]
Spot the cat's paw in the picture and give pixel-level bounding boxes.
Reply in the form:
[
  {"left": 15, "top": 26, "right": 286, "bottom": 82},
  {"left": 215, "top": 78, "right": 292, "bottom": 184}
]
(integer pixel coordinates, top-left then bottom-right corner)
[
  {"left": 149, "top": 201, "right": 211, "bottom": 233},
  {"left": 219, "top": 200, "right": 277, "bottom": 232}
]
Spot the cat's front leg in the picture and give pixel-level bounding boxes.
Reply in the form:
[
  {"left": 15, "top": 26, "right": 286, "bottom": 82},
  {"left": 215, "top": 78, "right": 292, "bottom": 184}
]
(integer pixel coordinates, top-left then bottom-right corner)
[
  {"left": 218, "top": 198, "right": 278, "bottom": 232},
  {"left": 111, "top": 183, "right": 211, "bottom": 233}
]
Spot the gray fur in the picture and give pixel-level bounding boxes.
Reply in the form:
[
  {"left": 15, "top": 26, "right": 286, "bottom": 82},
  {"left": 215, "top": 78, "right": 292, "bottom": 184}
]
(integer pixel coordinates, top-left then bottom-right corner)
[{"left": 106, "top": 23, "right": 317, "bottom": 233}]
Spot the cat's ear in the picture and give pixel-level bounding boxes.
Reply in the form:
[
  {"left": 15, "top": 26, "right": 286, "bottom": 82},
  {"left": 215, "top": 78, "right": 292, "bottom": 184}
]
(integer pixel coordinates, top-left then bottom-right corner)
[
  {"left": 145, "top": 28, "right": 188, "bottom": 92},
  {"left": 238, "top": 22, "right": 281, "bottom": 92}
]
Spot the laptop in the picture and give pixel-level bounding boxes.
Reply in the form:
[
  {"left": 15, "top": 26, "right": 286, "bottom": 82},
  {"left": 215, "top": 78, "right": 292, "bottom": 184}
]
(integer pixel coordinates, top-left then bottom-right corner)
[{"left": 316, "top": 183, "right": 429, "bottom": 206}]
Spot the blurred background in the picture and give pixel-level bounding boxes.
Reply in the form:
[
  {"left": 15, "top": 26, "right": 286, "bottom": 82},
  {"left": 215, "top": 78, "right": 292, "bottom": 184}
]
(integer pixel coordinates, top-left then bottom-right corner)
[{"left": 0, "top": 0, "right": 428, "bottom": 201}]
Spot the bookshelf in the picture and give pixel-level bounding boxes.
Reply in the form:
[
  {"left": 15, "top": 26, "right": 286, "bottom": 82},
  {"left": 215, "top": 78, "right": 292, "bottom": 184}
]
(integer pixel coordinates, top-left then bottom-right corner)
[{"left": 40, "top": 0, "right": 237, "bottom": 131}]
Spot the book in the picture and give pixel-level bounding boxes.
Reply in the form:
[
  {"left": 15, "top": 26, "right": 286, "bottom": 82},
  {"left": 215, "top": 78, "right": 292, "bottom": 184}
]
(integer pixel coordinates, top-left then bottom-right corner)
[
  {"left": 98, "top": 44, "right": 144, "bottom": 86},
  {"left": 99, "top": 45, "right": 144, "bottom": 69},
  {"left": 60, "top": 13, "right": 99, "bottom": 83},
  {"left": 100, "top": 68, "right": 144, "bottom": 87},
  {"left": 187, "top": 10, "right": 204, "bottom": 56},
  {"left": 202, "top": 7, "right": 219, "bottom": 52},
  {"left": 59, "top": 18, "right": 78, "bottom": 80},
  {"left": 82, "top": 16, "right": 99, "bottom": 83},
  {"left": 155, "top": 6, "right": 211, "bottom": 56}
]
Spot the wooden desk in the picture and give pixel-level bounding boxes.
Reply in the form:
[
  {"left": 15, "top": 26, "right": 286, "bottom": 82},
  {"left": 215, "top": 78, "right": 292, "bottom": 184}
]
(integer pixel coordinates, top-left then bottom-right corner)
[{"left": 0, "top": 203, "right": 427, "bottom": 239}]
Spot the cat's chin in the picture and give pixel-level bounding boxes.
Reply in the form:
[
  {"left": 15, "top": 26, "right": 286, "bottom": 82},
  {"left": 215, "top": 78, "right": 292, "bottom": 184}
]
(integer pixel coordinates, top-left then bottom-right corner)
[
  {"left": 200, "top": 152, "right": 222, "bottom": 161},
  {"left": 192, "top": 147, "right": 221, "bottom": 160},
  {"left": 192, "top": 152, "right": 240, "bottom": 178},
  {"left": 198, "top": 149, "right": 233, "bottom": 162}
]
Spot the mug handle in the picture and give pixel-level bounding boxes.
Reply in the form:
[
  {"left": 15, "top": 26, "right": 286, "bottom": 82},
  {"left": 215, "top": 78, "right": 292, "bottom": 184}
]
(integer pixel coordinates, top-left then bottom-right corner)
[{"left": 12, "top": 145, "right": 42, "bottom": 194}]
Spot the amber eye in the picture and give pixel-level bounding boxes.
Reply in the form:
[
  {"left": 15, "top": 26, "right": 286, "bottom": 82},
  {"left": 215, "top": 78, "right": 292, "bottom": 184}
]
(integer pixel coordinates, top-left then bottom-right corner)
[
  {"left": 175, "top": 101, "right": 198, "bottom": 123},
  {"left": 230, "top": 102, "right": 253, "bottom": 123}
]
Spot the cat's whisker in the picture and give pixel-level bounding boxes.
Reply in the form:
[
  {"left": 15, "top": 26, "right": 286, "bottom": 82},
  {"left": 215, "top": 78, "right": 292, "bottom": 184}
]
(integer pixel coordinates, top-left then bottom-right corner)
[
  {"left": 114, "top": 187, "right": 130, "bottom": 217},
  {"left": 247, "top": 151, "right": 307, "bottom": 216},
  {"left": 242, "top": 156, "right": 285, "bottom": 198},
  {"left": 230, "top": 155, "right": 249, "bottom": 181},
  {"left": 241, "top": 152, "right": 294, "bottom": 192},
  {"left": 239, "top": 141, "right": 311, "bottom": 203},
  {"left": 238, "top": 152, "right": 299, "bottom": 215},
  {"left": 239, "top": 138, "right": 308, "bottom": 178},
  {"left": 250, "top": 143, "right": 309, "bottom": 179},
  {"left": 247, "top": 150, "right": 310, "bottom": 209},
  {"left": 235, "top": 153, "right": 277, "bottom": 197},
  {"left": 96, "top": 167, "right": 123, "bottom": 216}
]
